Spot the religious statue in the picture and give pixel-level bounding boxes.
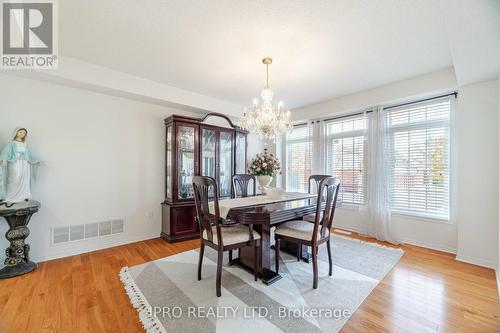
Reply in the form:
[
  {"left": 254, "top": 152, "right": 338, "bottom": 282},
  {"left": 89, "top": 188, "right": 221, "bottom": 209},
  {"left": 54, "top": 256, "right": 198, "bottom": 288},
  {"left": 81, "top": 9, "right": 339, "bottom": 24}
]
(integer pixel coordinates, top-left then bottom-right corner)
[{"left": 0, "top": 128, "right": 42, "bottom": 204}]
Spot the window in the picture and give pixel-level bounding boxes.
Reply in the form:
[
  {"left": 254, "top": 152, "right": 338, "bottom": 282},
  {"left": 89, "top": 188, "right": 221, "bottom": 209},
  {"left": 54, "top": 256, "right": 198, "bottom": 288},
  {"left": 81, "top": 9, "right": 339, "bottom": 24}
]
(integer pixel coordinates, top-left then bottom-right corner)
[
  {"left": 386, "top": 97, "right": 450, "bottom": 219},
  {"left": 325, "top": 115, "right": 367, "bottom": 205},
  {"left": 285, "top": 125, "right": 312, "bottom": 192}
]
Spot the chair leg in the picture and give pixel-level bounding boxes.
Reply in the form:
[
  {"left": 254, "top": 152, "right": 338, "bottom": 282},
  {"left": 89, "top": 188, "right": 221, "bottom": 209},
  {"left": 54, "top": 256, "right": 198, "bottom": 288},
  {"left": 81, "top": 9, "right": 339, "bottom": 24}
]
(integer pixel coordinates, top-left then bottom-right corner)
[
  {"left": 275, "top": 237, "right": 280, "bottom": 273},
  {"left": 216, "top": 250, "right": 223, "bottom": 297},
  {"left": 312, "top": 245, "right": 318, "bottom": 289},
  {"left": 198, "top": 242, "right": 204, "bottom": 281},
  {"left": 229, "top": 250, "right": 233, "bottom": 266},
  {"left": 254, "top": 242, "right": 259, "bottom": 281},
  {"left": 327, "top": 240, "right": 333, "bottom": 276},
  {"left": 296, "top": 244, "right": 301, "bottom": 261}
]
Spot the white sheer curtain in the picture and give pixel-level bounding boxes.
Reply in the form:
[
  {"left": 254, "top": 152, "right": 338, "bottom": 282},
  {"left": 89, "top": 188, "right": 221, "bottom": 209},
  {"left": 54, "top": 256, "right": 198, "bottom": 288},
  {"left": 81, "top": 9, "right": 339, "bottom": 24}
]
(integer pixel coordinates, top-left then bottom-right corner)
[
  {"left": 283, "top": 122, "right": 314, "bottom": 192},
  {"left": 365, "top": 107, "right": 400, "bottom": 244},
  {"left": 311, "top": 120, "right": 325, "bottom": 177}
]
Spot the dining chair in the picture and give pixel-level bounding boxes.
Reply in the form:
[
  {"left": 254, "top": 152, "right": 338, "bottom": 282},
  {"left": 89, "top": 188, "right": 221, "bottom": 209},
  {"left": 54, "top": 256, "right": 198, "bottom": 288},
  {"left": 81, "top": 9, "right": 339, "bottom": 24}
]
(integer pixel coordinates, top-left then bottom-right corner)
[
  {"left": 232, "top": 174, "right": 256, "bottom": 198},
  {"left": 229, "top": 174, "right": 257, "bottom": 264},
  {"left": 274, "top": 177, "right": 340, "bottom": 289},
  {"left": 193, "top": 176, "right": 261, "bottom": 297},
  {"left": 303, "top": 175, "right": 331, "bottom": 223}
]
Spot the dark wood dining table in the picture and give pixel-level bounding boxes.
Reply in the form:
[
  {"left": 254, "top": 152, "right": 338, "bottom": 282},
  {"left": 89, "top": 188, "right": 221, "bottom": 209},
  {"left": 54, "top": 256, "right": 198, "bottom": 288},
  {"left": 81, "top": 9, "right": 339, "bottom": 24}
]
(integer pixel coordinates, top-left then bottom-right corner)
[{"left": 228, "top": 197, "right": 320, "bottom": 285}]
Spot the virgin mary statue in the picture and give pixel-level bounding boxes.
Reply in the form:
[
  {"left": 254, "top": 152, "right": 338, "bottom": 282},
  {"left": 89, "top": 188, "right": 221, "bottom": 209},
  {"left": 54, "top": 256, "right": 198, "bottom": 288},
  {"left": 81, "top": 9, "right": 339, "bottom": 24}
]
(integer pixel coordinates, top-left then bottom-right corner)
[{"left": 0, "top": 128, "right": 41, "bottom": 204}]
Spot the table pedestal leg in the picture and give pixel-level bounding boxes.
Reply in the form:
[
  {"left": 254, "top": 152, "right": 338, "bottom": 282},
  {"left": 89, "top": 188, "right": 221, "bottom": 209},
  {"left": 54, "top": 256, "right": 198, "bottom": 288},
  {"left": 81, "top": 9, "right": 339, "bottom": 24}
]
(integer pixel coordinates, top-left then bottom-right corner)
[{"left": 233, "top": 223, "right": 282, "bottom": 285}]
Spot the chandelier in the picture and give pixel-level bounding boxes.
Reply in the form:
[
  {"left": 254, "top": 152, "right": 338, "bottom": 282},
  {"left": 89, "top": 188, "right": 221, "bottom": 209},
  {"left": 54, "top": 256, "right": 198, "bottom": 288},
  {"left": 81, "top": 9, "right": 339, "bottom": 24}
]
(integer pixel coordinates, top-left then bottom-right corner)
[{"left": 241, "top": 57, "right": 293, "bottom": 141}]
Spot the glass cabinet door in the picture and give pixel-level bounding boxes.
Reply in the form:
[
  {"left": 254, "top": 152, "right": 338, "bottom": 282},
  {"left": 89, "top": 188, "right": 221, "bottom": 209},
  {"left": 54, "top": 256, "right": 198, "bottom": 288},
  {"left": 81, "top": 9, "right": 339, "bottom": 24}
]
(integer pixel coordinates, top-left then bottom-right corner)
[
  {"left": 166, "top": 125, "right": 173, "bottom": 200},
  {"left": 201, "top": 128, "right": 216, "bottom": 178},
  {"left": 219, "top": 131, "right": 233, "bottom": 197},
  {"left": 235, "top": 132, "right": 247, "bottom": 174},
  {"left": 178, "top": 125, "right": 196, "bottom": 200},
  {"left": 201, "top": 128, "right": 216, "bottom": 197}
]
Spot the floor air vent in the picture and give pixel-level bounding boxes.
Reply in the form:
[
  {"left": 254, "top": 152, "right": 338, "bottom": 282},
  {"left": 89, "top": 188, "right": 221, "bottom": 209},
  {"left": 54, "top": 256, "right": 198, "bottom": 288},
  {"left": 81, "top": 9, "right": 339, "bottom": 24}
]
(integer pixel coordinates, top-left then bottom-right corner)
[{"left": 52, "top": 219, "right": 125, "bottom": 244}]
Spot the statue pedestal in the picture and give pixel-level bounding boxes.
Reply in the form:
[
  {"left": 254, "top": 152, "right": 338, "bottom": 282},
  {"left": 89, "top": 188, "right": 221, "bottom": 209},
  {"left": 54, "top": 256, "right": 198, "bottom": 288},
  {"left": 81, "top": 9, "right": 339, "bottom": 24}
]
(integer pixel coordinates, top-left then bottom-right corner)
[{"left": 0, "top": 200, "right": 40, "bottom": 279}]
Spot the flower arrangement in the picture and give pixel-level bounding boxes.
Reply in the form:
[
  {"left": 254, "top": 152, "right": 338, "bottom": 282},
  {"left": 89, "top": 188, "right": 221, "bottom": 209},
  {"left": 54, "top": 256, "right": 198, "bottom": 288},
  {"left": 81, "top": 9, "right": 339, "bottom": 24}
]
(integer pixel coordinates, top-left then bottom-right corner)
[{"left": 248, "top": 149, "right": 281, "bottom": 176}]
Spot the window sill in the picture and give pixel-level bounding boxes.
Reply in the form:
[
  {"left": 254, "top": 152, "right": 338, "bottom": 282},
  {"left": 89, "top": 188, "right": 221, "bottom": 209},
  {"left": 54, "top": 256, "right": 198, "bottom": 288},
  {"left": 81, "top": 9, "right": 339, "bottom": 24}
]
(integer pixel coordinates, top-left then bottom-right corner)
[
  {"left": 391, "top": 211, "right": 451, "bottom": 224},
  {"left": 335, "top": 206, "right": 452, "bottom": 224}
]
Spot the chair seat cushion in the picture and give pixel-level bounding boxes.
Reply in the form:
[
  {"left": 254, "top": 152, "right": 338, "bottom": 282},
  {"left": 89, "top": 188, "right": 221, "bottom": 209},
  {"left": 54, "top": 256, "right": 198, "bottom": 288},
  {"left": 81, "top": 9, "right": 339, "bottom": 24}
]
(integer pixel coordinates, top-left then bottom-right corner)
[
  {"left": 202, "top": 225, "right": 261, "bottom": 246},
  {"left": 275, "top": 220, "right": 329, "bottom": 241}
]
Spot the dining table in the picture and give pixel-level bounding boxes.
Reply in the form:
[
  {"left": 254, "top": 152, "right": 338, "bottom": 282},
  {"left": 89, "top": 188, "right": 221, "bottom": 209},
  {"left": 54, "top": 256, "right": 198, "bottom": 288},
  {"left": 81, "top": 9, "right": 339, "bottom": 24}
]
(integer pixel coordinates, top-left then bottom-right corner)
[{"left": 209, "top": 192, "right": 319, "bottom": 285}]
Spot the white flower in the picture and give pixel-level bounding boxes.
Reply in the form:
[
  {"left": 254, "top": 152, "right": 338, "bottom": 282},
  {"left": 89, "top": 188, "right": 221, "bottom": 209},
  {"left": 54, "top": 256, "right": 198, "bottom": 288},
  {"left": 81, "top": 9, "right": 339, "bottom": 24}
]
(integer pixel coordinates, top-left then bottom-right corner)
[{"left": 263, "top": 162, "right": 267, "bottom": 167}]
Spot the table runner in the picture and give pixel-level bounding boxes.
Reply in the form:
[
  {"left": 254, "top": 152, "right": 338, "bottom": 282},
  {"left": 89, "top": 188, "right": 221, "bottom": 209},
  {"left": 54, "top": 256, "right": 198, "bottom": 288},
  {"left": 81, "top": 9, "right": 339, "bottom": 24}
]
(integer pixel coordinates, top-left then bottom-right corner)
[{"left": 208, "top": 192, "right": 317, "bottom": 218}]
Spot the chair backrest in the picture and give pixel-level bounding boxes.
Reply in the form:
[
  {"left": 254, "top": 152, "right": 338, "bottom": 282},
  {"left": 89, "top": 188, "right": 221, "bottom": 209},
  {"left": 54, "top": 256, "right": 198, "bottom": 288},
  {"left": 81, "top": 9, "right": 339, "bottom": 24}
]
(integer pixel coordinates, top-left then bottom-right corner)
[
  {"left": 232, "top": 174, "right": 256, "bottom": 198},
  {"left": 312, "top": 177, "right": 341, "bottom": 243},
  {"left": 192, "top": 176, "right": 222, "bottom": 245},
  {"left": 308, "top": 175, "right": 331, "bottom": 194}
]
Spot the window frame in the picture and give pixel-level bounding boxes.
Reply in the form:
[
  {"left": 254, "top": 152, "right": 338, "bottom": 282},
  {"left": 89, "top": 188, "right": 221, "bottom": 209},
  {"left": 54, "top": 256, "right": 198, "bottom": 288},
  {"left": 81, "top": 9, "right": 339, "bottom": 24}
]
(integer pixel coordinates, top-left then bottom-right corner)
[
  {"left": 281, "top": 94, "right": 454, "bottom": 222},
  {"left": 385, "top": 99, "right": 451, "bottom": 220},
  {"left": 324, "top": 114, "right": 368, "bottom": 206}
]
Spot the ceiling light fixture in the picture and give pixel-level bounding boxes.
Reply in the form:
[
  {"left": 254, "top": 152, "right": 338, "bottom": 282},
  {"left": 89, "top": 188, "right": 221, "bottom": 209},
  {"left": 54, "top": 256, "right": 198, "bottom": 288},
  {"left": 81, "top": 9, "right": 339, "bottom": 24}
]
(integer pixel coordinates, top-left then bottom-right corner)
[{"left": 241, "top": 57, "right": 292, "bottom": 142}]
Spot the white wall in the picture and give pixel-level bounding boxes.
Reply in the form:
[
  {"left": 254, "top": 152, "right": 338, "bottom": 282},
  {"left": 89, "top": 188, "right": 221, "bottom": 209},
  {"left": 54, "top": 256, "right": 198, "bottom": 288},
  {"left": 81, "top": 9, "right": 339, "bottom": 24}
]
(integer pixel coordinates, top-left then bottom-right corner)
[
  {"left": 247, "top": 134, "right": 266, "bottom": 163},
  {"left": 292, "top": 75, "right": 500, "bottom": 266},
  {"left": 293, "top": 68, "right": 457, "bottom": 121},
  {"left": 455, "top": 79, "right": 499, "bottom": 268},
  {"left": 290, "top": 68, "right": 460, "bottom": 254},
  {"left": 9, "top": 56, "right": 244, "bottom": 117},
  {"left": 498, "top": 74, "right": 500, "bottom": 289},
  {"left": 0, "top": 74, "right": 261, "bottom": 266}
]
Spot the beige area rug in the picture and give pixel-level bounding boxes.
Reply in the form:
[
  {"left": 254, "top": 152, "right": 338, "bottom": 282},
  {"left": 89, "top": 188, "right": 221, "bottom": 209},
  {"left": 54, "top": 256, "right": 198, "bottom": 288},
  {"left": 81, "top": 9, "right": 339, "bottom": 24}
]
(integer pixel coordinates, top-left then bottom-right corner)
[{"left": 120, "top": 235, "right": 403, "bottom": 333}]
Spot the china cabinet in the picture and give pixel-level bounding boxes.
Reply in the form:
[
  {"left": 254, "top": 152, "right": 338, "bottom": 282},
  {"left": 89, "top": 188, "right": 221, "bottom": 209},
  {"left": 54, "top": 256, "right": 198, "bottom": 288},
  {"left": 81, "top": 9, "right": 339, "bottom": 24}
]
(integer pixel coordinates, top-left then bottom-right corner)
[{"left": 161, "top": 113, "right": 248, "bottom": 242}]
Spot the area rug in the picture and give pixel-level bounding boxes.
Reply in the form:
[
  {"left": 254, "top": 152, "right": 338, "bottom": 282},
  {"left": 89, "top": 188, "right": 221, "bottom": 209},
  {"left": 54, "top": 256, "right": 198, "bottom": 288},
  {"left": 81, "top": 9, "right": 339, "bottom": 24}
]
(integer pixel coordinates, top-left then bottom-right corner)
[{"left": 120, "top": 235, "right": 403, "bottom": 333}]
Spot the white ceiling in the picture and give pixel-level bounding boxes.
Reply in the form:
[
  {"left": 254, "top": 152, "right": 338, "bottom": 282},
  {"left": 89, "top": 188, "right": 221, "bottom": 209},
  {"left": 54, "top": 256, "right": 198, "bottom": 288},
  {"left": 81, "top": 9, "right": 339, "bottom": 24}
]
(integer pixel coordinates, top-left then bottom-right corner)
[{"left": 59, "top": 0, "right": 499, "bottom": 110}]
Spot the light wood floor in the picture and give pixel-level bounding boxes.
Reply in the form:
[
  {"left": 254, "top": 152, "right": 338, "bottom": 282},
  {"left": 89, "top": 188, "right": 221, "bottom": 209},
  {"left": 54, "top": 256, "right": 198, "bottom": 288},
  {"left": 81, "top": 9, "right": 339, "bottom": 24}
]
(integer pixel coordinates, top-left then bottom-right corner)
[{"left": 0, "top": 231, "right": 499, "bottom": 333}]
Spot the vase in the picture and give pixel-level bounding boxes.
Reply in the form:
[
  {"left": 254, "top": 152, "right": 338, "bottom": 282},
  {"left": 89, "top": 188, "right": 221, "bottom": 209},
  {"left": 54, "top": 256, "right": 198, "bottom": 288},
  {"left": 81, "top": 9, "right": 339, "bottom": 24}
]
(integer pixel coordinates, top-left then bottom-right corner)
[{"left": 256, "top": 175, "right": 273, "bottom": 194}]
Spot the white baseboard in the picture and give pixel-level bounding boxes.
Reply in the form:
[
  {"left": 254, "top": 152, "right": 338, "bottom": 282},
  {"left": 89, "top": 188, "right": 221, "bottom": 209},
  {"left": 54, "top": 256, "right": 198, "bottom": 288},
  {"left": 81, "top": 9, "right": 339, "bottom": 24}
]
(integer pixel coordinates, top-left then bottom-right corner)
[
  {"left": 31, "top": 232, "right": 160, "bottom": 264},
  {"left": 336, "top": 223, "right": 495, "bottom": 271},
  {"left": 333, "top": 229, "right": 353, "bottom": 235},
  {"left": 333, "top": 225, "right": 458, "bottom": 255},
  {"left": 455, "top": 254, "right": 496, "bottom": 269},
  {"left": 496, "top": 270, "right": 500, "bottom": 299},
  {"left": 332, "top": 224, "right": 362, "bottom": 234},
  {"left": 400, "top": 237, "right": 457, "bottom": 254}
]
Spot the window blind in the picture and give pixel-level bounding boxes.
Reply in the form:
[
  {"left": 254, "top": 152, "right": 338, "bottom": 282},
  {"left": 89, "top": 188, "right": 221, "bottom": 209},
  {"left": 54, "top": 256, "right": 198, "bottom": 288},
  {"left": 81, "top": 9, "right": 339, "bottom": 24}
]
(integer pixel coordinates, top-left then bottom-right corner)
[
  {"left": 386, "top": 97, "right": 450, "bottom": 218},
  {"left": 325, "top": 114, "right": 367, "bottom": 205},
  {"left": 285, "top": 125, "right": 312, "bottom": 192}
]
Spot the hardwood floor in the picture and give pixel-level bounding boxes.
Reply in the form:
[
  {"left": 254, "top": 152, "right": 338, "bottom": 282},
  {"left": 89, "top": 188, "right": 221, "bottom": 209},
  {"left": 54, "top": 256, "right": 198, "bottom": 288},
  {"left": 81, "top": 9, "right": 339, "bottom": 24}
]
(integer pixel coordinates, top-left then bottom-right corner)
[{"left": 0, "top": 231, "right": 498, "bottom": 332}]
